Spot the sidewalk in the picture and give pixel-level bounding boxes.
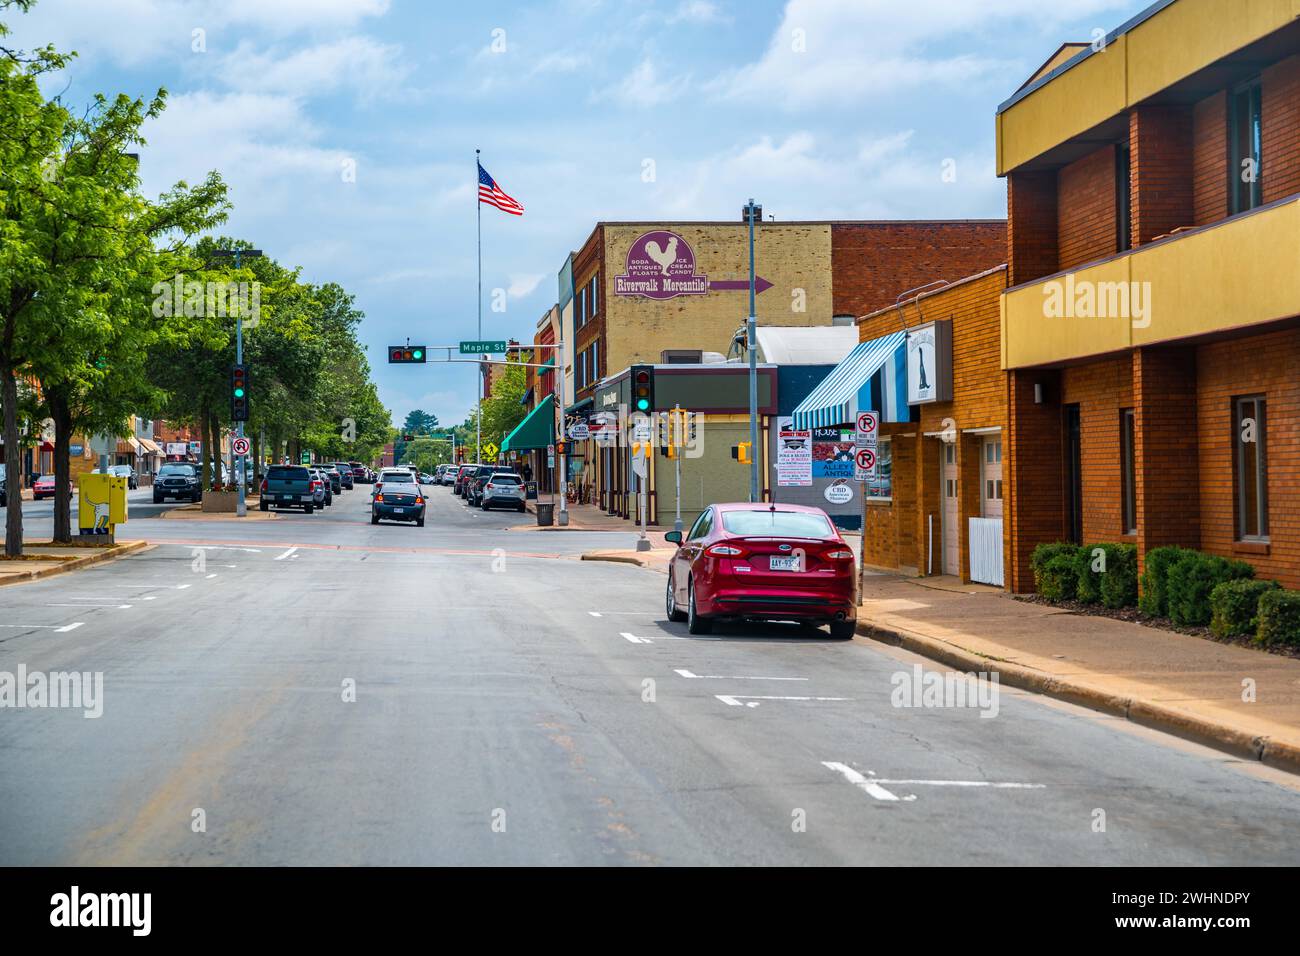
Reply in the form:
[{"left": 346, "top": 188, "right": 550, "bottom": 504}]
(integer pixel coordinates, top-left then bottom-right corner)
[
  {"left": 0, "top": 539, "right": 151, "bottom": 586},
  {"left": 858, "top": 572, "right": 1300, "bottom": 773}
]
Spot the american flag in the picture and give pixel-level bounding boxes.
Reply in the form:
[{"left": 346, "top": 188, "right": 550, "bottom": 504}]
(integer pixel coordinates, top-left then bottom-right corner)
[{"left": 478, "top": 162, "right": 524, "bottom": 216}]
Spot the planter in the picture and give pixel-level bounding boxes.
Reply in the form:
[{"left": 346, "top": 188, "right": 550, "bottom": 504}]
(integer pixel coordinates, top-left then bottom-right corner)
[{"left": 201, "top": 490, "right": 238, "bottom": 513}]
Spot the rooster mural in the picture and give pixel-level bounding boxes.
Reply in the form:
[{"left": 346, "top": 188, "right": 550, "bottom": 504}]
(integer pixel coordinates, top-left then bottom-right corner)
[{"left": 643, "top": 235, "right": 679, "bottom": 276}]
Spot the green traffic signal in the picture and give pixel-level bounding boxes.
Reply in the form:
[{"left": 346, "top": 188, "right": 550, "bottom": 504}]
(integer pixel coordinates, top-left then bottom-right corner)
[
  {"left": 234, "top": 387, "right": 245, "bottom": 397},
  {"left": 412, "top": 349, "right": 423, "bottom": 360},
  {"left": 636, "top": 398, "right": 650, "bottom": 411}
]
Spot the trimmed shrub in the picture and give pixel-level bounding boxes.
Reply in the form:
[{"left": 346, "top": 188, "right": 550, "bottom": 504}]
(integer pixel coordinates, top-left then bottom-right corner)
[
  {"left": 1099, "top": 543, "right": 1139, "bottom": 609},
  {"left": 1039, "top": 554, "right": 1081, "bottom": 603},
  {"left": 1074, "top": 544, "right": 1104, "bottom": 605},
  {"left": 1032, "top": 542, "right": 1079, "bottom": 577},
  {"left": 1256, "top": 590, "right": 1300, "bottom": 647},
  {"left": 1166, "top": 552, "right": 1255, "bottom": 626},
  {"left": 1138, "top": 545, "right": 1194, "bottom": 617},
  {"left": 1209, "top": 579, "right": 1280, "bottom": 638}
]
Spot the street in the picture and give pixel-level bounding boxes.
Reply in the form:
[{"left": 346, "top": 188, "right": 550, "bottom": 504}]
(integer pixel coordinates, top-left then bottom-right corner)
[{"left": 2, "top": 483, "right": 1298, "bottom": 866}]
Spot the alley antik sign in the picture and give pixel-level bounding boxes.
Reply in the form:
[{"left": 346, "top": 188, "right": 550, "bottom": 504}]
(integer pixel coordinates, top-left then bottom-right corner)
[{"left": 906, "top": 320, "right": 953, "bottom": 405}]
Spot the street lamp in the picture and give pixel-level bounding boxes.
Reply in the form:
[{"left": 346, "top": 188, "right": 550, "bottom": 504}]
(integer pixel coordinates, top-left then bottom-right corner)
[
  {"left": 210, "top": 247, "right": 263, "bottom": 517},
  {"left": 745, "top": 199, "right": 760, "bottom": 503}
]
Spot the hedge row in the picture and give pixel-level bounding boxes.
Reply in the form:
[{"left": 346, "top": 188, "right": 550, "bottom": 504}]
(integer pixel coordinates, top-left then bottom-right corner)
[{"left": 1032, "top": 541, "right": 1300, "bottom": 646}]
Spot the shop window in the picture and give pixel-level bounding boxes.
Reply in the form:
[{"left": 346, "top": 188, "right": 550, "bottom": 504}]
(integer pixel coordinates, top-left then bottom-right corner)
[
  {"left": 866, "top": 439, "right": 892, "bottom": 501},
  {"left": 1234, "top": 396, "right": 1268, "bottom": 540},
  {"left": 1121, "top": 408, "right": 1136, "bottom": 535},
  {"left": 1230, "top": 77, "right": 1263, "bottom": 214}
]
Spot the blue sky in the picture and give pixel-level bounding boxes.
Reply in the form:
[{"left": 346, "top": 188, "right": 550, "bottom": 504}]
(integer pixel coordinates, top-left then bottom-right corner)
[{"left": 10, "top": 0, "right": 1152, "bottom": 428}]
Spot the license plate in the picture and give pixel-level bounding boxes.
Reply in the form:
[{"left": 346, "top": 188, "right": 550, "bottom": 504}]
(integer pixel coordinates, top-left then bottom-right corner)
[
  {"left": 278, "top": 494, "right": 292, "bottom": 501},
  {"left": 393, "top": 507, "right": 404, "bottom": 514},
  {"left": 770, "top": 556, "right": 800, "bottom": 572}
]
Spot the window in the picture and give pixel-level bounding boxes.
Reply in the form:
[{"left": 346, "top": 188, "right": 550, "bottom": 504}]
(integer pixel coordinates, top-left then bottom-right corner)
[
  {"left": 589, "top": 275, "right": 598, "bottom": 319},
  {"left": 1235, "top": 396, "right": 1268, "bottom": 540},
  {"left": 687, "top": 508, "right": 712, "bottom": 540},
  {"left": 1230, "top": 77, "right": 1263, "bottom": 214},
  {"left": 577, "top": 288, "right": 587, "bottom": 328},
  {"left": 1116, "top": 142, "right": 1132, "bottom": 251},
  {"left": 1120, "top": 408, "right": 1137, "bottom": 535},
  {"left": 590, "top": 341, "right": 599, "bottom": 384},
  {"left": 866, "top": 439, "right": 892, "bottom": 500},
  {"left": 578, "top": 350, "right": 588, "bottom": 388},
  {"left": 720, "top": 510, "right": 834, "bottom": 538}
]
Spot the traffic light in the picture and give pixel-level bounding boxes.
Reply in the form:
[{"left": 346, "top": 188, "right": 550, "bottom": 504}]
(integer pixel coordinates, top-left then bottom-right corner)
[
  {"left": 230, "top": 364, "right": 249, "bottom": 421},
  {"left": 630, "top": 364, "right": 654, "bottom": 414},
  {"left": 731, "top": 441, "right": 752, "bottom": 464},
  {"left": 388, "top": 345, "right": 427, "bottom": 364}
]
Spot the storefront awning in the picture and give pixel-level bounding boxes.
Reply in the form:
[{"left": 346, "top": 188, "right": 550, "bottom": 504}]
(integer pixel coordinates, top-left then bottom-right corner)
[
  {"left": 791, "top": 331, "right": 907, "bottom": 430},
  {"left": 138, "top": 438, "right": 162, "bottom": 454},
  {"left": 501, "top": 394, "right": 555, "bottom": 453},
  {"left": 117, "top": 436, "right": 142, "bottom": 455}
]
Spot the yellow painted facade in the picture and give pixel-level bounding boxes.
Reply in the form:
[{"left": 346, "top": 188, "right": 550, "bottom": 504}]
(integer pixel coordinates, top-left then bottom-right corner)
[
  {"left": 600, "top": 223, "right": 833, "bottom": 374},
  {"left": 1002, "top": 195, "right": 1300, "bottom": 368},
  {"left": 997, "top": 0, "right": 1300, "bottom": 175}
]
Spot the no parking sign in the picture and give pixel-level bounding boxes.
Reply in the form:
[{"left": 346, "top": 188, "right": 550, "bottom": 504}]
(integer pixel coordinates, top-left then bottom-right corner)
[{"left": 854, "top": 446, "right": 877, "bottom": 481}]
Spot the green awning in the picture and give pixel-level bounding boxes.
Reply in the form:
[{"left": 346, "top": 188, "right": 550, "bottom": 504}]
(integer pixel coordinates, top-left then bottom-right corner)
[{"left": 500, "top": 394, "right": 555, "bottom": 453}]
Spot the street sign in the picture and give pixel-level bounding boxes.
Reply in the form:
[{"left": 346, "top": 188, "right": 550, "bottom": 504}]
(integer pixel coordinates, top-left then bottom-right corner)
[
  {"left": 855, "top": 411, "right": 879, "bottom": 447},
  {"left": 459, "top": 340, "right": 507, "bottom": 355},
  {"left": 232, "top": 437, "right": 250, "bottom": 456},
  {"left": 568, "top": 422, "right": 589, "bottom": 441},
  {"left": 300, "top": 452, "right": 310, "bottom": 464},
  {"left": 481, "top": 441, "right": 499, "bottom": 460},
  {"left": 854, "top": 447, "right": 877, "bottom": 481}
]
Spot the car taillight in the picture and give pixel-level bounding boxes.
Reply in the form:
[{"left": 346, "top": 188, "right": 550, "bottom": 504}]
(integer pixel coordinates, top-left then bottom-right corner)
[
  {"left": 260, "top": 479, "right": 267, "bottom": 493},
  {"left": 706, "top": 544, "right": 746, "bottom": 557},
  {"left": 311, "top": 480, "right": 321, "bottom": 489},
  {"left": 825, "top": 549, "right": 854, "bottom": 560},
  {"left": 485, "top": 483, "right": 494, "bottom": 490},
  {"left": 375, "top": 494, "right": 383, "bottom": 502},
  {"left": 415, "top": 497, "right": 423, "bottom": 505}
]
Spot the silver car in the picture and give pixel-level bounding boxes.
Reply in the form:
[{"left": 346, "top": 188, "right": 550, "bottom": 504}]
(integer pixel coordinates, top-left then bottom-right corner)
[{"left": 480, "top": 472, "right": 526, "bottom": 512}]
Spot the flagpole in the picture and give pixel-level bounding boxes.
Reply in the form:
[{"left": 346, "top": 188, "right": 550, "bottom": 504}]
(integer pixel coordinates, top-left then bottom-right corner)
[{"left": 476, "top": 148, "right": 482, "bottom": 463}]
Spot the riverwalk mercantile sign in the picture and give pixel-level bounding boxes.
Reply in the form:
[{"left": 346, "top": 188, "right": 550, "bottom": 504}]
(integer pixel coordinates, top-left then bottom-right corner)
[{"left": 614, "top": 230, "right": 709, "bottom": 300}]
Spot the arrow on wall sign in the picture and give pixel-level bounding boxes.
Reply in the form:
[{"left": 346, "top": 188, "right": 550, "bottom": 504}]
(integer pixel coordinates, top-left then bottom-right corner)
[{"left": 709, "top": 277, "right": 774, "bottom": 294}]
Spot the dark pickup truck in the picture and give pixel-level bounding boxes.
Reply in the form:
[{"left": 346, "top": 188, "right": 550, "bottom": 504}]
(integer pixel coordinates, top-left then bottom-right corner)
[{"left": 260, "top": 465, "right": 316, "bottom": 513}]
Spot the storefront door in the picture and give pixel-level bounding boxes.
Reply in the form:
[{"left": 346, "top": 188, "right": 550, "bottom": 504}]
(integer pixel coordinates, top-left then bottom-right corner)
[{"left": 941, "top": 441, "right": 959, "bottom": 575}]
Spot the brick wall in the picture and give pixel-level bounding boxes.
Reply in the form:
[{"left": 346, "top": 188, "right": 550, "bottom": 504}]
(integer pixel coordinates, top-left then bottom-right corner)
[
  {"left": 1133, "top": 347, "right": 1201, "bottom": 567},
  {"left": 1193, "top": 91, "right": 1229, "bottom": 225},
  {"left": 1007, "top": 171, "right": 1058, "bottom": 286},
  {"left": 1061, "top": 354, "right": 1133, "bottom": 543},
  {"left": 1196, "top": 327, "right": 1300, "bottom": 588},
  {"left": 1130, "top": 106, "right": 1195, "bottom": 245},
  {"left": 1263, "top": 54, "right": 1300, "bottom": 203},
  {"left": 1006, "top": 369, "right": 1065, "bottom": 592},
  {"left": 830, "top": 221, "right": 1006, "bottom": 317},
  {"left": 858, "top": 268, "right": 1008, "bottom": 580},
  {"left": 1057, "top": 145, "right": 1118, "bottom": 270}
]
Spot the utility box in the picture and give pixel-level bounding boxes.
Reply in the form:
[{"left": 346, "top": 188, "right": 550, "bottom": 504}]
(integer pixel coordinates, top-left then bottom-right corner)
[{"left": 79, "top": 473, "right": 128, "bottom": 536}]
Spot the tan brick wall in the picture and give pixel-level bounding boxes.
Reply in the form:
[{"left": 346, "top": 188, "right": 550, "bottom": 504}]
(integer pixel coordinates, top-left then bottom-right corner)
[
  {"left": 1061, "top": 354, "right": 1134, "bottom": 543},
  {"left": 858, "top": 268, "right": 1008, "bottom": 580},
  {"left": 602, "top": 223, "right": 833, "bottom": 375},
  {"left": 1263, "top": 53, "right": 1300, "bottom": 204}
]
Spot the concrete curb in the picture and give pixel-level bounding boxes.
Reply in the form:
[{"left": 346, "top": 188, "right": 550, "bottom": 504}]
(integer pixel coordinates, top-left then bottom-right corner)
[
  {"left": 580, "top": 553, "right": 646, "bottom": 567},
  {"left": 0, "top": 539, "right": 152, "bottom": 587},
  {"left": 858, "top": 618, "right": 1300, "bottom": 777}
]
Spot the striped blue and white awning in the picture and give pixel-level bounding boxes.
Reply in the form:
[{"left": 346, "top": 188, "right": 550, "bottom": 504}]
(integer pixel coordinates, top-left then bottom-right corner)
[{"left": 791, "top": 331, "right": 908, "bottom": 430}]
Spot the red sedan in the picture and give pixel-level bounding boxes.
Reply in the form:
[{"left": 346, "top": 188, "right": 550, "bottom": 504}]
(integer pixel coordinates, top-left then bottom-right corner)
[
  {"left": 32, "top": 474, "right": 56, "bottom": 501},
  {"left": 665, "top": 502, "right": 858, "bottom": 638}
]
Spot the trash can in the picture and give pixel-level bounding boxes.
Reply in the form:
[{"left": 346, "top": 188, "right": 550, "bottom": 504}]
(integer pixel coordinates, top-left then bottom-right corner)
[{"left": 535, "top": 502, "right": 554, "bottom": 526}]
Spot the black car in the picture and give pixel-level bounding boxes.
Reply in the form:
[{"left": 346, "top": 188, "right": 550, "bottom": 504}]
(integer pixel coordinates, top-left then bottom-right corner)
[
  {"left": 466, "top": 465, "right": 506, "bottom": 506},
  {"left": 330, "top": 463, "right": 354, "bottom": 490},
  {"left": 153, "top": 462, "right": 202, "bottom": 502},
  {"left": 371, "top": 469, "right": 425, "bottom": 526},
  {"left": 316, "top": 464, "right": 343, "bottom": 495}
]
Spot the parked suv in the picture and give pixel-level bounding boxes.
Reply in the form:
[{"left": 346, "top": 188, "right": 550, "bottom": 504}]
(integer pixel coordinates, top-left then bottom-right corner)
[
  {"left": 316, "top": 463, "right": 343, "bottom": 495},
  {"left": 307, "top": 468, "right": 332, "bottom": 506},
  {"left": 154, "top": 462, "right": 202, "bottom": 503},
  {"left": 453, "top": 463, "right": 479, "bottom": 497},
  {"left": 330, "top": 463, "right": 354, "bottom": 490},
  {"left": 480, "top": 472, "right": 526, "bottom": 512},
  {"left": 260, "top": 465, "right": 315, "bottom": 513},
  {"left": 466, "top": 465, "right": 506, "bottom": 506}
]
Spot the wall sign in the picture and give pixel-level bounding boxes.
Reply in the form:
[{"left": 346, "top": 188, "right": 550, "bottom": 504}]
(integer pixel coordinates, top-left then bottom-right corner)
[
  {"left": 906, "top": 320, "right": 953, "bottom": 405},
  {"left": 614, "top": 231, "right": 708, "bottom": 300},
  {"left": 824, "top": 481, "right": 854, "bottom": 505},
  {"left": 776, "top": 417, "right": 812, "bottom": 487}
]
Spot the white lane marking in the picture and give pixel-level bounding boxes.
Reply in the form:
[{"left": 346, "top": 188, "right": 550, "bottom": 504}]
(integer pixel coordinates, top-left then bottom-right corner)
[
  {"left": 716, "top": 694, "right": 850, "bottom": 708},
  {"left": 274, "top": 547, "right": 299, "bottom": 561},
  {"left": 142, "top": 596, "right": 157, "bottom": 600},
  {"left": 589, "top": 612, "right": 602, "bottom": 617},
  {"left": 56, "top": 622, "right": 85, "bottom": 633},
  {"left": 619, "top": 632, "right": 705, "bottom": 643},
  {"left": 822, "top": 762, "right": 901, "bottom": 802},
  {"left": 205, "top": 574, "right": 217, "bottom": 579},
  {"left": 47, "top": 603, "right": 132, "bottom": 609},
  {"left": 621, "top": 632, "right": 648, "bottom": 643},
  {"left": 188, "top": 546, "right": 263, "bottom": 553},
  {"left": 1, "top": 622, "right": 84, "bottom": 630},
  {"left": 176, "top": 584, "right": 192, "bottom": 590},
  {"left": 869, "top": 779, "right": 1047, "bottom": 789},
  {"left": 675, "top": 668, "right": 807, "bottom": 681}
]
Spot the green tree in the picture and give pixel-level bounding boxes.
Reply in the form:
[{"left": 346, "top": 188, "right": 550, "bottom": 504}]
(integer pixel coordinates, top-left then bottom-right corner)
[{"left": 401, "top": 409, "right": 439, "bottom": 437}]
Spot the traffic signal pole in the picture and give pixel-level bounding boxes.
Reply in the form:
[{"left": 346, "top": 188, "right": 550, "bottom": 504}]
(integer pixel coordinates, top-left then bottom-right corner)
[{"left": 746, "top": 199, "right": 760, "bottom": 504}]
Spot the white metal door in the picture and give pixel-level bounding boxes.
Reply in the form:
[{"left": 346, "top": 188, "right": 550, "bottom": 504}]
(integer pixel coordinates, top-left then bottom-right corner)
[{"left": 941, "top": 441, "right": 959, "bottom": 575}]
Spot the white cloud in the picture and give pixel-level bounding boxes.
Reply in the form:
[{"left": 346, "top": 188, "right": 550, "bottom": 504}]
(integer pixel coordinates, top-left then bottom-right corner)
[
  {"left": 668, "top": 1, "right": 727, "bottom": 25},
  {"left": 219, "top": 37, "right": 410, "bottom": 101},
  {"left": 507, "top": 274, "right": 545, "bottom": 299},
  {"left": 710, "top": 0, "right": 1132, "bottom": 107},
  {"left": 595, "top": 58, "right": 690, "bottom": 108}
]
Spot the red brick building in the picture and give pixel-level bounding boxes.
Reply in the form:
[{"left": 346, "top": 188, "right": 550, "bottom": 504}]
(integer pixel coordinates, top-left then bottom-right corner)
[{"left": 998, "top": 0, "right": 1300, "bottom": 590}]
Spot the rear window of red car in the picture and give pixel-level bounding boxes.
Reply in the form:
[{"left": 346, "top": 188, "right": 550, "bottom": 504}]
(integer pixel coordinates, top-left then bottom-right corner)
[{"left": 720, "top": 510, "right": 834, "bottom": 538}]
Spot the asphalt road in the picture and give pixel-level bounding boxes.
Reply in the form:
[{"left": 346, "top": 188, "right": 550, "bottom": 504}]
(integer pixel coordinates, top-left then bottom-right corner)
[{"left": 1, "top": 482, "right": 1298, "bottom": 865}]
